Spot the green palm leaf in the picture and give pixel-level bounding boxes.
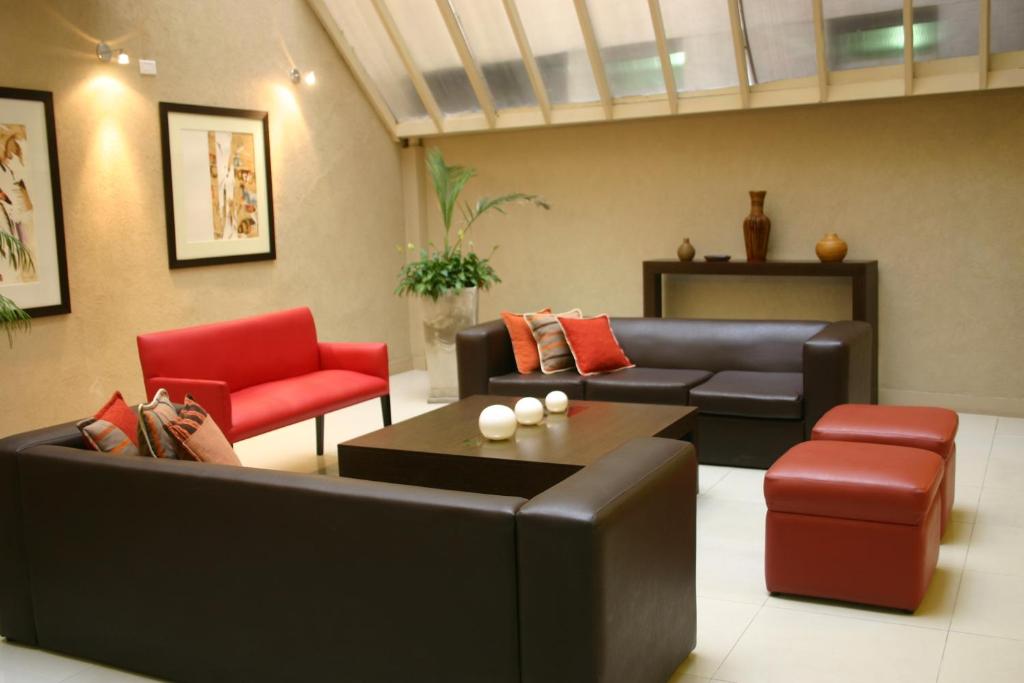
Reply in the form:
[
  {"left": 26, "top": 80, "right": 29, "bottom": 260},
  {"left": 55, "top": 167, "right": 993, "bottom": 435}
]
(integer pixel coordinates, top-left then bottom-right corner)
[{"left": 0, "top": 230, "right": 34, "bottom": 346}]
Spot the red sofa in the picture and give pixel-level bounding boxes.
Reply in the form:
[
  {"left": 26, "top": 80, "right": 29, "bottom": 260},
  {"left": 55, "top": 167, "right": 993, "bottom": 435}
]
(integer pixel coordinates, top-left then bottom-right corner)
[{"left": 137, "top": 307, "right": 390, "bottom": 454}]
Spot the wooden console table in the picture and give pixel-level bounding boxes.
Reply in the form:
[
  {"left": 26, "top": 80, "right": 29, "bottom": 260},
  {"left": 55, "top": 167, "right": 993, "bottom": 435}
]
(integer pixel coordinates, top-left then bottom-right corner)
[{"left": 642, "top": 259, "right": 878, "bottom": 402}]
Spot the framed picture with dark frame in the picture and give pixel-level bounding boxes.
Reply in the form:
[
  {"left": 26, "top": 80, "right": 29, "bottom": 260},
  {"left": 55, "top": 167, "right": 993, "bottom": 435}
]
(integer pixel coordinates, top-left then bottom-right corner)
[
  {"left": 159, "top": 102, "right": 276, "bottom": 268},
  {"left": 0, "top": 87, "right": 71, "bottom": 317}
]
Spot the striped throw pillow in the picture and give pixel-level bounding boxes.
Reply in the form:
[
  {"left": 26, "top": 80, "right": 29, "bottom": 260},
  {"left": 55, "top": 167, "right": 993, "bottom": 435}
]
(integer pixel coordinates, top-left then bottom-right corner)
[
  {"left": 137, "top": 388, "right": 182, "bottom": 459},
  {"left": 165, "top": 395, "right": 242, "bottom": 466},
  {"left": 525, "top": 309, "right": 582, "bottom": 374}
]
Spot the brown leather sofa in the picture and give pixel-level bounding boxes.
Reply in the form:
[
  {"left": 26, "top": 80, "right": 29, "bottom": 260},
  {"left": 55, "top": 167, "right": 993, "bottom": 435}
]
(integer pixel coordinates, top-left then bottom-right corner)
[
  {"left": 457, "top": 317, "right": 873, "bottom": 468},
  {"left": 0, "top": 423, "right": 696, "bottom": 683}
]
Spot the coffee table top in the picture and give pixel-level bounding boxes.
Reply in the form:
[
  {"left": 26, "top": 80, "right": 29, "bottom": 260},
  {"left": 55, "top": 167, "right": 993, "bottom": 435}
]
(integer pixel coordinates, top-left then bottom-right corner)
[{"left": 339, "top": 395, "right": 697, "bottom": 469}]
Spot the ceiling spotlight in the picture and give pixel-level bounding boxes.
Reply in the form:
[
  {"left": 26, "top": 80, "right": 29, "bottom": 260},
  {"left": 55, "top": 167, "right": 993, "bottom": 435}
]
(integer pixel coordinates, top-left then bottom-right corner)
[{"left": 289, "top": 68, "right": 316, "bottom": 86}]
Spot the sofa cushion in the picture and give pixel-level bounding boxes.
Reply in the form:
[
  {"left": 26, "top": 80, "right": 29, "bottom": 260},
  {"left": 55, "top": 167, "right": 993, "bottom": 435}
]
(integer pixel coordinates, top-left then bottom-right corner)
[
  {"left": 165, "top": 396, "right": 242, "bottom": 466},
  {"left": 584, "top": 368, "right": 712, "bottom": 405},
  {"left": 558, "top": 314, "right": 634, "bottom": 376},
  {"left": 525, "top": 309, "right": 581, "bottom": 375},
  {"left": 765, "top": 440, "right": 943, "bottom": 525},
  {"left": 689, "top": 371, "right": 803, "bottom": 419},
  {"left": 489, "top": 371, "right": 586, "bottom": 400},
  {"left": 231, "top": 370, "right": 388, "bottom": 441},
  {"left": 137, "top": 389, "right": 183, "bottom": 459},
  {"left": 502, "top": 308, "right": 551, "bottom": 374},
  {"left": 77, "top": 391, "right": 140, "bottom": 457}
]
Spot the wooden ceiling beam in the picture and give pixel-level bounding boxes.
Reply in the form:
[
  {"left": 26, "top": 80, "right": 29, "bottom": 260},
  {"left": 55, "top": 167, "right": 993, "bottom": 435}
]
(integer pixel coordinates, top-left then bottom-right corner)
[
  {"left": 435, "top": 0, "right": 497, "bottom": 128},
  {"left": 369, "top": 0, "right": 445, "bottom": 133},
  {"left": 727, "top": 0, "right": 751, "bottom": 108},
  {"left": 502, "top": 0, "right": 552, "bottom": 124},
  {"left": 648, "top": 0, "right": 678, "bottom": 114},
  {"left": 572, "top": 0, "right": 614, "bottom": 119}
]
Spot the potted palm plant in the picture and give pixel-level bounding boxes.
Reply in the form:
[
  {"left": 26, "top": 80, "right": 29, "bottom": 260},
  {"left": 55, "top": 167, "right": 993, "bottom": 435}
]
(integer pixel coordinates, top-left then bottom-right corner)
[
  {"left": 397, "top": 148, "right": 548, "bottom": 402},
  {"left": 0, "top": 230, "right": 32, "bottom": 346}
]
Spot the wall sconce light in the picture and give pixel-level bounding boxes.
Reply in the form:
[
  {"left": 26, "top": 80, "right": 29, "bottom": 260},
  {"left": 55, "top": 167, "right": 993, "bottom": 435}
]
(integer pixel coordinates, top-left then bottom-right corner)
[
  {"left": 289, "top": 68, "right": 316, "bottom": 86},
  {"left": 97, "top": 42, "right": 130, "bottom": 65}
]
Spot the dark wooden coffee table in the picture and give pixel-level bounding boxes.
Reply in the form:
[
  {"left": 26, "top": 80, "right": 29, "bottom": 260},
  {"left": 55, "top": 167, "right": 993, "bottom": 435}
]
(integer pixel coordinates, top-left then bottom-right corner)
[{"left": 337, "top": 395, "right": 697, "bottom": 498}]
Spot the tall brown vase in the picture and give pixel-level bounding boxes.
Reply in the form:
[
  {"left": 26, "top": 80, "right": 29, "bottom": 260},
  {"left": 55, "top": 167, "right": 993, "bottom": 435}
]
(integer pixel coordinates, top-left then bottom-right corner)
[{"left": 743, "top": 191, "right": 771, "bottom": 262}]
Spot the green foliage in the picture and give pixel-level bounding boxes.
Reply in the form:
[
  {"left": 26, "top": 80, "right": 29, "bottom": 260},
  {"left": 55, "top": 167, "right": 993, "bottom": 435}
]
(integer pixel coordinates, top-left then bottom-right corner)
[
  {"left": 0, "top": 230, "right": 33, "bottom": 346},
  {"left": 398, "top": 148, "right": 549, "bottom": 299},
  {"left": 395, "top": 248, "right": 500, "bottom": 301}
]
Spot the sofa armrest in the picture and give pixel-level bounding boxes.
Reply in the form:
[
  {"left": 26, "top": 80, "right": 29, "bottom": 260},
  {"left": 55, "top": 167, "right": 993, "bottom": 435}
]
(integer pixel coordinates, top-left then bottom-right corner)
[
  {"left": 456, "top": 320, "right": 516, "bottom": 399},
  {"left": 146, "top": 377, "right": 233, "bottom": 434},
  {"left": 803, "top": 320, "right": 873, "bottom": 436},
  {"left": 516, "top": 437, "right": 697, "bottom": 683},
  {"left": 319, "top": 342, "right": 389, "bottom": 385}
]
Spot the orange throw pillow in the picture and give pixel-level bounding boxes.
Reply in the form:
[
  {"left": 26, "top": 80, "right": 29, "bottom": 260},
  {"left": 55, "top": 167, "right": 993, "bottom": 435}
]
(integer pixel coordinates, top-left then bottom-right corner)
[
  {"left": 557, "top": 314, "right": 634, "bottom": 376},
  {"left": 502, "top": 307, "right": 551, "bottom": 374}
]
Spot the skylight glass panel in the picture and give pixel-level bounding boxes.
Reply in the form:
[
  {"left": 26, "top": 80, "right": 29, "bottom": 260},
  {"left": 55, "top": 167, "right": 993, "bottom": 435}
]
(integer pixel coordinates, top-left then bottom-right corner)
[
  {"left": 743, "top": 0, "right": 817, "bottom": 83},
  {"left": 449, "top": 0, "right": 537, "bottom": 109},
  {"left": 587, "top": 0, "right": 665, "bottom": 98},
  {"left": 914, "top": 0, "right": 977, "bottom": 62},
  {"left": 516, "top": 0, "right": 601, "bottom": 105},
  {"left": 992, "top": 0, "right": 1024, "bottom": 53},
  {"left": 323, "top": 0, "right": 427, "bottom": 122},
  {"left": 659, "top": 0, "right": 739, "bottom": 92},
  {"left": 824, "top": 0, "right": 906, "bottom": 71},
  {"left": 384, "top": 0, "right": 481, "bottom": 115}
]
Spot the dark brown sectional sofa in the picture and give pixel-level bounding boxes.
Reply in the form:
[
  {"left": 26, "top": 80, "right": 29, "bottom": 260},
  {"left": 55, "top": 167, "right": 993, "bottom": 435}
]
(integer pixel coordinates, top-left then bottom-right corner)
[
  {"left": 0, "top": 421, "right": 696, "bottom": 683},
  {"left": 457, "top": 317, "right": 873, "bottom": 468}
]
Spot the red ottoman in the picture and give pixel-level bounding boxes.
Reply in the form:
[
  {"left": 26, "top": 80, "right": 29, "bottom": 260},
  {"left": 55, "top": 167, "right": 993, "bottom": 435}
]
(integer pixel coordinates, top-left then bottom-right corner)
[
  {"left": 765, "top": 441, "right": 943, "bottom": 611},
  {"left": 811, "top": 404, "right": 958, "bottom": 535}
]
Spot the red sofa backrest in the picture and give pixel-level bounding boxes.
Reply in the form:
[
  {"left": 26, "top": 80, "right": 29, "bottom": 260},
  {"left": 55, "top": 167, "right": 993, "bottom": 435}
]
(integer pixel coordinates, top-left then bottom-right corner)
[{"left": 137, "top": 307, "right": 321, "bottom": 392}]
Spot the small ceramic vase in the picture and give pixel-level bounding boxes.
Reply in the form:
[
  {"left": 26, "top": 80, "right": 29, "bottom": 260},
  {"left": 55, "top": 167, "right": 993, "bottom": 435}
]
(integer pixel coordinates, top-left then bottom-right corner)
[
  {"left": 815, "top": 233, "right": 848, "bottom": 262},
  {"left": 676, "top": 238, "right": 695, "bottom": 262}
]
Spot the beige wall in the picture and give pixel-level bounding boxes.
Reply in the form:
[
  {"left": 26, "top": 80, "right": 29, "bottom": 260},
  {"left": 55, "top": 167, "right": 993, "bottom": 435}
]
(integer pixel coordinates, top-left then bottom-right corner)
[
  {"left": 431, "top": 89, "right": 1024, "bottom": 416},
  {"left": 0, "top": 0, "right": 410, "bottom": 434}
]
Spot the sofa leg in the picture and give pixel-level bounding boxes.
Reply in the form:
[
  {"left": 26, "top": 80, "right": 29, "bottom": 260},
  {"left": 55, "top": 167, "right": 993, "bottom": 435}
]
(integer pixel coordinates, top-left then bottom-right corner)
[
  {"left": 315, "top": 415, "right": 325, "bottom": 456},
  {"left": 381, "top": 395, "right": 392, "bottom": 426}
]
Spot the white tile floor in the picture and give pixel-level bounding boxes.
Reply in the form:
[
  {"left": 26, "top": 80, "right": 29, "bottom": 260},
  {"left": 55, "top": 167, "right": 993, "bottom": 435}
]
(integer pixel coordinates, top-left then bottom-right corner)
[{"left": 2, "top": 371, "right": 1022, "bottom": 683}]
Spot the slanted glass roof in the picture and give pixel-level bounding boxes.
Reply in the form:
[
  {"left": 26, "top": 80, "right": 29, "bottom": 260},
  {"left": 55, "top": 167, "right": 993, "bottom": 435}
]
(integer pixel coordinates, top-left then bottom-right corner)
[{"left": 313, "top": 0, "right": 1024, "bottom": 136}]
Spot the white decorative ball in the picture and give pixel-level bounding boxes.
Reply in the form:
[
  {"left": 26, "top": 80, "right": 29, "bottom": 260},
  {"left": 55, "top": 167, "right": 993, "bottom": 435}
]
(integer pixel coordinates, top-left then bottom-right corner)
[
  {"left": 479, "top": 404, "right": 518, "bottom": 440},
  {"left": 545, "top": 390, "right": 569, "bottom": 414},
  {"left": 514, "top": 397, "right": 545, "bottom": 425}
]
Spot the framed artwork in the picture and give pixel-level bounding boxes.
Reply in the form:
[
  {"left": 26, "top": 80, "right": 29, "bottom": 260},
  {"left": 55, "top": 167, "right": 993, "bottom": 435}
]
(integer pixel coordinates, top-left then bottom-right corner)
[
  {"left": 159, "top": 102, "right": 276, "bottom": 268},
  {"left": 0, "top": 87, "right": 70, "bottom": 316}
]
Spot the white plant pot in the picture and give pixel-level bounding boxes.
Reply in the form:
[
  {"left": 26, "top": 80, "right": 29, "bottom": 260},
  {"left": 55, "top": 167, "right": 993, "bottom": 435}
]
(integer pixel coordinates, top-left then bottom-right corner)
[{"left": 420, "top": 286, "right": 479, "bottom": 403}]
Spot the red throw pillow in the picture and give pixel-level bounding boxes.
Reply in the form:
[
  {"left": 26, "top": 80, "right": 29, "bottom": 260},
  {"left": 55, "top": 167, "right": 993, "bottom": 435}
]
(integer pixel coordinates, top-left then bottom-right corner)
[
  {"left": 502, "top": 307, "right": 551, "bottom": 374},
  {"left": 77, "top": 391, "right": 140, "bottom": 457},
  {"left": 557, "top": 314, "right": 634, "bottom": 376}
]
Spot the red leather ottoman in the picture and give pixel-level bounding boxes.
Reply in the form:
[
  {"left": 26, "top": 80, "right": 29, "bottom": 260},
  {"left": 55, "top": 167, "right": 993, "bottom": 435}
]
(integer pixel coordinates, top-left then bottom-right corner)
[
  {"left": 811, "top": 404, "right": 958, "bottom": 535},
  {"left": 764, "top": 441, "right": 943, "bottom": 611}
]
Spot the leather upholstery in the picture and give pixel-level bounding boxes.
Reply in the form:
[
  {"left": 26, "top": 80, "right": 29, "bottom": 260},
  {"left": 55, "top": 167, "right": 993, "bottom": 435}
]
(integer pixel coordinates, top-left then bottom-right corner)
[
  {"left": 811, "top": 403, "right": 958, "bottom": 534},
  {"left": 765, "top": 440, "right": 943, "bottom": 611},
  {"left": 812, "top": 404, "right": 958, "bottom": 459},
  {"left": 457, "top": 317, "right": 874, "bottom": 469},
  {"left": 489, "top": 371, "right": 586, "bottom": 399},
  {"left": 689, "top": 371, "right": 804, "bottom": 419},
  {"left": 230, "top": 370, "right": 388, "bottom": 441},
  {"left": 518, "top": 438, "right": 697, "bottom": 683},
  {"left": 0, "top": 425, "right": 696, "bottom": 682},
  {"left": 802, "top": 322, "right": 873, "bottom": 434},
  {"left": 583, "top": 367, "right": 712, "bottom": 404},
  {"left": 137, "top": 308, "right": 389, "bottom": 442},
  {"left": 609, "top": 318, "right": 827, "bottom": 373},
  {"left": 765, "top": 441, "right": 943, "bottom": 525}
]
